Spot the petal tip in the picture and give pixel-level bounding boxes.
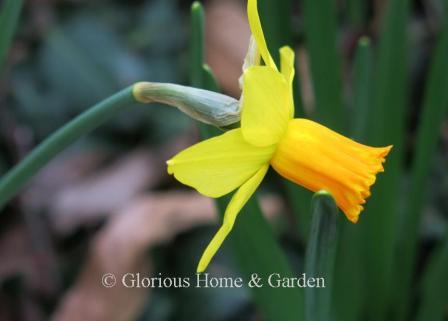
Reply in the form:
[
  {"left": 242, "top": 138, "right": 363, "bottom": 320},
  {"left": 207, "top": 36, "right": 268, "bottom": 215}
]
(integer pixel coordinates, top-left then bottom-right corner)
[
  {"left": 166, "top": 159, "right": 174, "bottom": 174},
  {"left": 196, "top": 264, "right": 205, "bottom": 273}
]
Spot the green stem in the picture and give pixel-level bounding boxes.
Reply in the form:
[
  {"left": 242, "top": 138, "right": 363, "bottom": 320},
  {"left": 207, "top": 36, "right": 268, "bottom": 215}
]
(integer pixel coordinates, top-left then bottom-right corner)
[
  {"left": 305, "top": 190, "right": 338, "bottom": 321},
  {"left": 0, "top": 86, "right": 135, "bottom": 210}
]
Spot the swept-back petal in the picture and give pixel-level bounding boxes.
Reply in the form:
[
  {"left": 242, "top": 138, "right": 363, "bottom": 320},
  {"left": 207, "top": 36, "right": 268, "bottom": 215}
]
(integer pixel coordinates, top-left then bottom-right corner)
[
  {"left": 241, "top": 66, "right": 290, "bottom": 146},
  {"left": 247, "top": 0, "right": 277, "bottom": 70},
  {"left": 197, "top": 164, "right": 269, "bottom": 272},
  {"left": 239, "top": 36, "right": 261, "bottom": 90},
  {"left": 280, "top": 46, "right": 295, "bottom": 118},
  {"left": 167, "top": 129, "right": 274, "bottom": 198}
]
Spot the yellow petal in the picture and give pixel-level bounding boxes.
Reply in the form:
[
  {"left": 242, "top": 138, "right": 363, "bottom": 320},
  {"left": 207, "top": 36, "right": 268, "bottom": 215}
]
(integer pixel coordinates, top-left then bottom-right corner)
[
  {"left": 247, "top": 0, "right": 277, "bottom": 70},
  {"left": 241, "top": 66, "right": 290, "bottom": 146},
  {"left": 279, "top": 46, "right": 295, "bottom": 118},
  {"left": 196, "top": 164, "right": 269, "bottom": 272},
  {"left": 167, "top": 129, "right": 274, "bottom": 198},
  {"left": 280, "top": 46, "right": 295, "bottom": 84},
  {"left": 271, "top": 119, "right": 393, "bottom": 223}
]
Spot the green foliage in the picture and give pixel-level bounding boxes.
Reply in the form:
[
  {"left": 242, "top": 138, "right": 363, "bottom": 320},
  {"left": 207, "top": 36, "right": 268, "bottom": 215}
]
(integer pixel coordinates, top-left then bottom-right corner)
[
  {"left": 333, "top": 37, "right": 374, "bottom": 321},
  {"left": 0, "top": 0, "right": 23, "bottom": 72},
  {"left": 416, "top": 233, "right": 448, "bottom": 321},
  {"left": 361, "top": 0, "right": 410, "bottom": 319},
  {"left": 394, "top": 9, "right": 448, "bottom": 320},
  {"left": 303, "top": 0, "right": 344, "bottom": 131}
]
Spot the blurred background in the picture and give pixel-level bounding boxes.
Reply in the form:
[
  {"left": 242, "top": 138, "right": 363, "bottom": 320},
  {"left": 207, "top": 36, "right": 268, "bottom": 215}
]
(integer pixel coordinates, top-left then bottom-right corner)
[{"left": 0, "top": 0, "right": 447, "bottom": 321}]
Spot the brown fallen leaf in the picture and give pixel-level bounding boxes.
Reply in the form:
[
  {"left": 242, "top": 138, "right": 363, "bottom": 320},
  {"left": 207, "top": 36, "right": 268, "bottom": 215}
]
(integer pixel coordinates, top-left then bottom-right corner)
[
  {"left": 205, "top": 0, "right": 249, "bottom": 97},
  {"left": 0, "top": 224, "right": 59, "bottom": 317},
  {"left": 22, "top": 148, "right": 108, "bottom": 211},
  {"left": 0, "top": 226, "right": 33, "bottom": 282},
  {"left": 51, "top": 191, "right": 282, "bottom": 321},
  {"left": 45, "top": 135, "right": 194, "bottom": 235}
]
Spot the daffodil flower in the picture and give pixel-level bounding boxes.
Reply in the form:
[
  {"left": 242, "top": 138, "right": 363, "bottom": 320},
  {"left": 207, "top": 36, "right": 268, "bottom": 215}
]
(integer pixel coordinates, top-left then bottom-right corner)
[{"left": 167, "top": 0, "right": 392, "bottom": 273}]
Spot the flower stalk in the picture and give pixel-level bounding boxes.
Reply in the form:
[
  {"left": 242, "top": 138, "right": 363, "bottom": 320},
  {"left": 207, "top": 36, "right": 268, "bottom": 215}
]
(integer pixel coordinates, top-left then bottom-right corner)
[{"left": 0, "top": 82, "right": 240, "bottom": 210}]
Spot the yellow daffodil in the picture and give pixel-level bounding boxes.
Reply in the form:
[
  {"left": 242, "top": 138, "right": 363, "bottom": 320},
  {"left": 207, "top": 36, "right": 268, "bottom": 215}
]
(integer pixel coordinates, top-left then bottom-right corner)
[{"left": 167, "top": 0, "right": 392, "bottom": 272}]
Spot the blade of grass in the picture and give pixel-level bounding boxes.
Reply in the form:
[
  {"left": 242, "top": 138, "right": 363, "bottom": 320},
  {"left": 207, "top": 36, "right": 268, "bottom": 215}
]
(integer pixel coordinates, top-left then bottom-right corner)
[
  {"left": 0, "top": 0, "right": 24, "bottom": 72},
  {"left": 285, "top": 181, "right": 312, "bottom": 242},
  {"left": 362, "top": 0, "right": 410, "bottom": 319},
  {"left": 334, "top": 36, "right": 373, "bottom": 321},
  {"left": 352, "top": 37, "right": 373, "bottom": 141},
  {"left": 346, "top": 0, "right": 367, "bottom": 30},
  {"left": 190, "top": 3, "right": 304, "bottom": 321},
  {"left": 393, "top": 12, "right": 448, "bottom": 321},
  {"left": 303, "top": 0, "right": 344, "bottom": 131},
  {"left": 305, "top": 191, "right": 338, "bottom": 321},
  {"left": 189, "top": 2, "right": 205, "bottom": 89},
  {"left": 416, "top": 232, "right": 448, "bottom": 321}
]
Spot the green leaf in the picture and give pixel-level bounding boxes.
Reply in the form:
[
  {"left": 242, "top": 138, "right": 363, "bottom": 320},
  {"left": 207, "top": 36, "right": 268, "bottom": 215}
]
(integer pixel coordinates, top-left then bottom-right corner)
[
  {"left": 333, "top": 37, "right": 374, "bottom": 321},
  {"left": 352, "top": 37, "right": 374, "bottom": 141},
  {"left": 345, "top": 0, "right": 367, "bottom": 29},
  {"left": 303, "top": 0, "right": 344, "bottom": 131},
  {"left": 229, "top": 198, "right": 305, "bottom": 321},
  {"left": 257, "top": 0, "right": 293, "bottom": 66},
  {"left": 190, "top": 3, "right": 304, "bottom": 321},
  {"left": 0, "top": 0, "right": 23, "bottom": 72},
  {"left": 189, "top": 2, "right": 205, "bottom": 88},
  {"left": 285, "top": 181, "right": 313, "bottom": 242},
  {"left": 416, "top": 233, "right": 448, "bottom": 321},
  {"left": 360, "top": 0, "right": 410, "bottom": 319},
  {"left": 305, "top": 191, "right": 338, "bottom": 321},
  {"left": 393, "top": 11, "right": 448, "bottom": 321}
]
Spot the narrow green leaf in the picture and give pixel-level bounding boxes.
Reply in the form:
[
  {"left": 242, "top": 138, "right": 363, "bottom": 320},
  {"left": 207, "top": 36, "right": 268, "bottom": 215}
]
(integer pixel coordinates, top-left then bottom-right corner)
[
  {"left": 257, "top": 0, "right": 293, "bottom": 65},
  {"left": 394, "top": 12, "right": 448, "bottom": 321},
  {"left": 202, "top": 64, "right": 220, "bottom": 92},
  {"left": 334, "top": 36, "right": 373, "bottom": 321},
  {"left": 0, "top": 0, "right": 24, "bottom": 72},
  {"left": 360, "top": 0, "right": 410, "bottom": 319},
  {"left": 352, "top": 37, "right": 373, "bottom": 141},
  {"left": 303, "top": 0, "right": 344, "bottom": 131},
  {"left": 416, "top": 233, "right": 448, "bottom": 321},
  {"left": 189, "top": 1, "right": 205, "bottom": 88},
  {"left": 305, "top": 191, "right": 338, "bottom": 321},
  {"left": 285, "top": 181, "right": 312, "bottom": 242},
  {"left": 346, "top": 0, "right": 367, "bottom": 29},
  {"left": 229, "top": 198, "right": 305, "bottom": 321},
  {"left": 190, "top": 3, "right": 304, "bottom": 321}
]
